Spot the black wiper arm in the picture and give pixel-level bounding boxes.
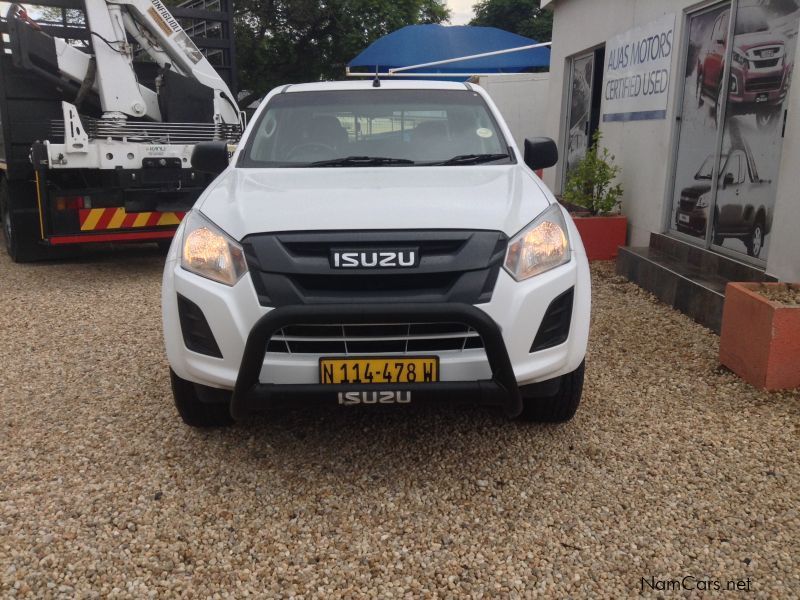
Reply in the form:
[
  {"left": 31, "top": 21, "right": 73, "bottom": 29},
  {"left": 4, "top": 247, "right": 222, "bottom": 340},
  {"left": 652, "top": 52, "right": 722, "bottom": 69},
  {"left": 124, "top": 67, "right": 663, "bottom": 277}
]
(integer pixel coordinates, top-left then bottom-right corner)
[
  {"left": 432, "top": 153, "right": 511, "bottom": 166},
  {"left": 309, "top": 156, "right": 415, "bottom": 167}
]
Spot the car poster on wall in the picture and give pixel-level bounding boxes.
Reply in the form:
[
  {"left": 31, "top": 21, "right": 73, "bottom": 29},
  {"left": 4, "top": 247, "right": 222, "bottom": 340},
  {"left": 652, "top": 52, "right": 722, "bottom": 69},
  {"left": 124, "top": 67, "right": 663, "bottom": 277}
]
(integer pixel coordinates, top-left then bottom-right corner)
[{"left": 670, "top": 0, "right": 799, "bottom": 262}]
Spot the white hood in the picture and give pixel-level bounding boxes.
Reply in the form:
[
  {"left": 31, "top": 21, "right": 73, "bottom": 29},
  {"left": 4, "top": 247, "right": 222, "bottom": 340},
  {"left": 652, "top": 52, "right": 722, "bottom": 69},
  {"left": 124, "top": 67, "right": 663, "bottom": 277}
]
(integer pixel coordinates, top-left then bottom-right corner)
[{"left": 197, "top": 165, "right": 553, "bottom": 241}]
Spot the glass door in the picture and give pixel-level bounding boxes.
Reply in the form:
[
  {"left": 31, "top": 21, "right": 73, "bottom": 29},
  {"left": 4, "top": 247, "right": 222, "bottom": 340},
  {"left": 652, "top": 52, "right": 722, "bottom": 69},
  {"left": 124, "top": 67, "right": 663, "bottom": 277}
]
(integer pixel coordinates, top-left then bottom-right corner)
[
  {"left": 712, "top": 1, "right": 798, "bottom": 260},
  {"left": 563, "top": 52, "right": 596, "bottom": 187},
  {"left": 669, "top": 3, "right": 732, "bottom": 245}
]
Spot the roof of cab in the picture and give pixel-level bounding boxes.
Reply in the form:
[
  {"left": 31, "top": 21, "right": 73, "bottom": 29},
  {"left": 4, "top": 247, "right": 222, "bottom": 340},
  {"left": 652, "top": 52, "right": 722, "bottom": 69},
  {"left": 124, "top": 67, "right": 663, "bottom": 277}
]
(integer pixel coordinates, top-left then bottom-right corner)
[{"left": 282, "top": 80, "right": 471, "bottom": 93}]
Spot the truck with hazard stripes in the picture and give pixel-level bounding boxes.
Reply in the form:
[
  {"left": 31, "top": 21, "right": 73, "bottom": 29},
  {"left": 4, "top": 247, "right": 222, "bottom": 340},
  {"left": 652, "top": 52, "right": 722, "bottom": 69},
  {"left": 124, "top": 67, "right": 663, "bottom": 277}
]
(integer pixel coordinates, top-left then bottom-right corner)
[{"left": 0, "top": 0, "right": 242, "bottom": 262}]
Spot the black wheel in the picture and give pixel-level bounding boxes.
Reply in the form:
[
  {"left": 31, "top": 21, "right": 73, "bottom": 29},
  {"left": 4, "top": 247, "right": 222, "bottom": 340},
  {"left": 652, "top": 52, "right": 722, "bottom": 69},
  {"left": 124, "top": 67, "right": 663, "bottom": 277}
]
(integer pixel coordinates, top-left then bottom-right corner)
[
  {"left": 1, "top": 177, "right": 51, "bottom": 263},
  {"left": 517, "top": 360, "right": 585, "bottom": 423},
  {"left": 746, "top": 217, "right": 766, "bottom": 258},
  {"left": 156, "top": 239, "right": 173, "bottom": 254},
  {"left": 169, "top": 368, "right": 233, "bottom": 427}
]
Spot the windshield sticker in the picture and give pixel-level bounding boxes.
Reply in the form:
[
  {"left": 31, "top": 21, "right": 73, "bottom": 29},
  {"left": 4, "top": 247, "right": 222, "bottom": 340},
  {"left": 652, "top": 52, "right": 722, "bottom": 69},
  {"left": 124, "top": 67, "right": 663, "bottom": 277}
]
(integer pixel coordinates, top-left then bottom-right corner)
[{"left": 477, "top": 128, "right": 493, "bottom": 138}]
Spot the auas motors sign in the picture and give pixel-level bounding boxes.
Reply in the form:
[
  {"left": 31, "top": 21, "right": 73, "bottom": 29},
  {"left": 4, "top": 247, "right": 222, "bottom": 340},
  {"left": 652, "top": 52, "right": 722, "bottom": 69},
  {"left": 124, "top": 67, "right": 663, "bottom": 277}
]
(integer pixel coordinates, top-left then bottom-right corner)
[{"left": 603, "top": 13, "right": 676, "bottom": 122}]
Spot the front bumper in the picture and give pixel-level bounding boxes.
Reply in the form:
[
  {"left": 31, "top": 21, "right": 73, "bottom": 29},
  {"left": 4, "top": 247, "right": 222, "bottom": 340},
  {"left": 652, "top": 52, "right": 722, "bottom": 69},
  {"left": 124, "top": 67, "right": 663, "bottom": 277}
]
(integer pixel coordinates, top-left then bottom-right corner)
[
  {"left": 231, "top": 303, "right": 522, "bottom": 419},
  {"left": 728, "top": 65, "right": 791, "bottom": 108},
  {"left": 162, "top": 213, "right": 591, "bottom": 415},
  {"left": 675, "top": 207, "right": 707, "bottom": 237}
]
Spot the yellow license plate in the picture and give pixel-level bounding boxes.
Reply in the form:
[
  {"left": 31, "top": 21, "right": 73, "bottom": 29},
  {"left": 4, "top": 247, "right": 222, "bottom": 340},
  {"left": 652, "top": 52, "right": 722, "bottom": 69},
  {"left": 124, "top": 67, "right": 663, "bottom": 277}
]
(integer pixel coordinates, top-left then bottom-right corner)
[{"left": 320, "top": 356, "right": 439, "bottom": 384}]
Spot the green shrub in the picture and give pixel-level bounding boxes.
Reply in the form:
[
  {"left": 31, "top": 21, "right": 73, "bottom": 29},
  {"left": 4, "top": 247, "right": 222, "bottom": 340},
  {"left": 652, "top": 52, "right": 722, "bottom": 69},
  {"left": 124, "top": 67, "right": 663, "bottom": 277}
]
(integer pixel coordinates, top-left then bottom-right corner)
[{"left": 563, "top": 131, "right": 623, "bottom": 216}]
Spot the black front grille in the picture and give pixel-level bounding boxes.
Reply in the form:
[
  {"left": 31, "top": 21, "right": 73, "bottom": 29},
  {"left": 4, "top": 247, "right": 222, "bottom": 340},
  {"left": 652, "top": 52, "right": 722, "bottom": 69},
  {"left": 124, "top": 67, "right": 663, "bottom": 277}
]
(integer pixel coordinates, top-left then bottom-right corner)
[
  {"left": 531, "top": 288, "right": 574, "bottom": 352},
  {"left": 177, "top": 295, "right": 222, "bottom": 357},
  {"left": 679, "top": 197, "right": 697, "bottom": 212},
  {"left": 745, "top": 75, "right": 782, "bottom": 92},
  {"left": 243, "top": 230, "right": 508, "bottom": 307},
  {"left": 266, "top": 322, "right": 484, "bottom": 354},
  {"left": 752, "top": 58, "right": 780, "bottom": 69}
]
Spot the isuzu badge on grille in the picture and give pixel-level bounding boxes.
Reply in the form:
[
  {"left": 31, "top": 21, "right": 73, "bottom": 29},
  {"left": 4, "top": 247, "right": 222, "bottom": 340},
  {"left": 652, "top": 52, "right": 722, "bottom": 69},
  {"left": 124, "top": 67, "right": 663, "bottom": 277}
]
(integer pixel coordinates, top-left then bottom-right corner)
[{"left": 330, "top": 249, "right": 418, "bottom": 268}]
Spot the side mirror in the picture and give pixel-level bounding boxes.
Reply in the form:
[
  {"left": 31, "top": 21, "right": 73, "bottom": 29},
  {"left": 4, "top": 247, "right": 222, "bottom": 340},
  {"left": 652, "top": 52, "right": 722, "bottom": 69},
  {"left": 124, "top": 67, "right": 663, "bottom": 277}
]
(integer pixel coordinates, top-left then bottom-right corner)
[
  {"left": 723, "top": 172, "right": 735, "bottom": 187},
  {"left": 191, "top": 141, "right": 229, "bottom": 175},
  {"left": 523, "top": 137, "right": 559, "bottom": 171}
]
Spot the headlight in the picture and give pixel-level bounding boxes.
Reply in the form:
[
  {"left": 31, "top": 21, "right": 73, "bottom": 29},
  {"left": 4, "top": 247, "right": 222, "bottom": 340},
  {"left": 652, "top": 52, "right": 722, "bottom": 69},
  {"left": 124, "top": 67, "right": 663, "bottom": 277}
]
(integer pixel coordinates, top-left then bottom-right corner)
[
  {"left": 696, "top": 195, "right": 709, "bottom": 209},
  {"left": 181, "top": 211, "right": 248, "bottom": 286},
  {"left": 504, "top": 204, "right": 571, "bottom": 281},
  {"left": 732, "top": 51, "right": 748, "bottom": 67}
]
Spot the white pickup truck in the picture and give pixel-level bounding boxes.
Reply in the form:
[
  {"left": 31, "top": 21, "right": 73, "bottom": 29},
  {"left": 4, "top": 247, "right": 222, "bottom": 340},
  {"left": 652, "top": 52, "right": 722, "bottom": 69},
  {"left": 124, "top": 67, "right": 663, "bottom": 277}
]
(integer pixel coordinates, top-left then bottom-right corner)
[{"left": 161, "top": 80, "right": 591, "bottom": 427}]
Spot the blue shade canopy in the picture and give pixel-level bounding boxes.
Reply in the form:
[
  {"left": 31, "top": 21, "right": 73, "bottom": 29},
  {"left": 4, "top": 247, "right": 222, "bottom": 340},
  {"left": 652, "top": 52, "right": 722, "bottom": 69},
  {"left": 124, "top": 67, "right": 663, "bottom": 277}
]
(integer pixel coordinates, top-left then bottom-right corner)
[{"left": 348, "top": 24, "right": 550, "bottom": 74}]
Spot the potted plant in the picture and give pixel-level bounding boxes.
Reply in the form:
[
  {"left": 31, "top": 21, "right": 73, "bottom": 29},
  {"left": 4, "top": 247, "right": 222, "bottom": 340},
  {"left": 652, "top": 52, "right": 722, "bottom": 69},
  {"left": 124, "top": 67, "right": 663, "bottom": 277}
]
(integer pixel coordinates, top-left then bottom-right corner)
[
  {"left": 719, "top": 282, "right": 800, "bottom": 391},
  {"left": 562, "top": 131, "right": 627, "bottom": 261}
]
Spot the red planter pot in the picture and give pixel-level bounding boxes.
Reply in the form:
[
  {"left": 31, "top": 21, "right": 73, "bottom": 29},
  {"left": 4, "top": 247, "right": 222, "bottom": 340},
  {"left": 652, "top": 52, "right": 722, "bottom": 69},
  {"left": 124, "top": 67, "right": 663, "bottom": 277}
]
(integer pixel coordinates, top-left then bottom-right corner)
[
  {"left": 572, "top": 215, "right": 628, "bottom": 261},
  {"left": 719, "top": 282, "right": 800, "bottom": 391}
]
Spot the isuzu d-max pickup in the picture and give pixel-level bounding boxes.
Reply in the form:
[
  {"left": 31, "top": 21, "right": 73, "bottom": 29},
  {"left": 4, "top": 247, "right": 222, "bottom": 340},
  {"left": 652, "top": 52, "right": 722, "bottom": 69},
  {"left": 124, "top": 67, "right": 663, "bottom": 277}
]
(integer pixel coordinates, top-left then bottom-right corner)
[{"left": 162, "top": 80, "right": 591, "bottom": 427}]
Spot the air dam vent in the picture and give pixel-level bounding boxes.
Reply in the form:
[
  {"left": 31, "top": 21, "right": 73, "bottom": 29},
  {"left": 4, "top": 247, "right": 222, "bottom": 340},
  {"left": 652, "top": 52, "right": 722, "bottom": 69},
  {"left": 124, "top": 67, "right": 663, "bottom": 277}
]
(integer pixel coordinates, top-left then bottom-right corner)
[
  {"left": 531, "top": 288, "right": 574, "bottom": 352},
  {"left": 177, "top": 295, "right": 223, "bottom": 358},
  {"left": 266, "top": 322, "right": 485, "bottom": 355}
]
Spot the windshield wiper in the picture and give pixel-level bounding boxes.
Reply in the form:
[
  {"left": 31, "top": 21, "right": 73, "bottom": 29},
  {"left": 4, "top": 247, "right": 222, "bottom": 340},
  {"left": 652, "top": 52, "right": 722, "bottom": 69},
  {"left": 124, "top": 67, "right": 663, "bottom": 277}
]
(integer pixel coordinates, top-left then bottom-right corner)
[
  {"left": 431, "top": 153, "right": 511, "bottom": 166},
  {"left": 309, "top": 156, "right": 415, "bottom": 167}
]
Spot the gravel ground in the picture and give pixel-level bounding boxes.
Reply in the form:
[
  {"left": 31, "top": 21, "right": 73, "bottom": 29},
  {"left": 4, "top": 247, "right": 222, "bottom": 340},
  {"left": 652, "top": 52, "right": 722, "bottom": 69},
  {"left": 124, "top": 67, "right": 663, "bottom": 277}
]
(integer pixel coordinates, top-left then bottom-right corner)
[{"left": 0, "top": 248, "right": 798, "bottom": 598}]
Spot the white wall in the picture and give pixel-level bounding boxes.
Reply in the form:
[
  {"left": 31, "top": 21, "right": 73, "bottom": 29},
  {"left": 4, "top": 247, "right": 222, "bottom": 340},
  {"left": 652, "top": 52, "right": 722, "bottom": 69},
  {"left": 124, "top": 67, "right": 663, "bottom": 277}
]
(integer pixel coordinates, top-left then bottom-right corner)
[
  {"left": 476, "top": 73, "right": 551, "bottom": 149},
  {"left": 543, "top": 0, "right": 693, "bottom": 246},
  {"left": 765, "top": 38, "right": 800, "bottom": 282}
]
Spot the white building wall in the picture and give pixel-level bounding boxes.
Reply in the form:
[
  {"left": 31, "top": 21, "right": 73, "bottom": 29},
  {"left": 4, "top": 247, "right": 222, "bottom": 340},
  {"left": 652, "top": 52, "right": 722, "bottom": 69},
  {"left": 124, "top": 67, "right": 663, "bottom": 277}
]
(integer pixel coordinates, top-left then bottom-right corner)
[
  {"left": 765, "top": 38, "right": 800, "bottom": 282},
  {"left": 475, "top": 73, "right": 551, "bottom": 149},
  {"left": 543, "top": 0, "right": 695, "bottom": 246},
  {"left": 542, "top": 0, "right": 800, "bottom": 279}
]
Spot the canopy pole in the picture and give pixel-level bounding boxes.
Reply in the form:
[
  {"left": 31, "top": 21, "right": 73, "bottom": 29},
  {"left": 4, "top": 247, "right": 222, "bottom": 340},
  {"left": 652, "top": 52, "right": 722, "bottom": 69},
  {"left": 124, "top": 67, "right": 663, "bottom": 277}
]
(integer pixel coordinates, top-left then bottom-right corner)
[{"left": 387, "top": 42, "right": 551, "bottom": 74}]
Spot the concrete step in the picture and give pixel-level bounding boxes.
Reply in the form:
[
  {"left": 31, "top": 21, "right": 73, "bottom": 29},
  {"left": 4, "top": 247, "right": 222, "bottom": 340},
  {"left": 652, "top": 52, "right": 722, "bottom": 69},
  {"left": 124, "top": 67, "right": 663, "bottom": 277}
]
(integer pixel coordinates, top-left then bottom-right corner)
[
  {"left": 616, "top": 234, "right": 775, "bottom": 334},
  {"left": 649, "top": 233, "right": 768, "bottom": 283}
]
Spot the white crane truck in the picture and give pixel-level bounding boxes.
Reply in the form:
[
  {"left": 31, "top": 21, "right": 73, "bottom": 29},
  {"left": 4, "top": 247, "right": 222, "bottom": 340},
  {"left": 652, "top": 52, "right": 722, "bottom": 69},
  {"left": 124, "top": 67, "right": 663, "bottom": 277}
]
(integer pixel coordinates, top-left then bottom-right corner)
[{"left": 0, "top": 0, "right": 243, "bottom": 261}]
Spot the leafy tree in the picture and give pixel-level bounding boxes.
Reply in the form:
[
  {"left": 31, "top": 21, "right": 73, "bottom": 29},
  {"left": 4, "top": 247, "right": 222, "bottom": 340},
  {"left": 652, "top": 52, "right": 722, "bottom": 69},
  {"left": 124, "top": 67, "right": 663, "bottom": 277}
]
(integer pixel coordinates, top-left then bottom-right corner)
[
  {"left": 470, "top": 0, "right": 552, "bottom": 42},
  {"left": 234, "top": 0, "right": 450, "bottom": 106}
]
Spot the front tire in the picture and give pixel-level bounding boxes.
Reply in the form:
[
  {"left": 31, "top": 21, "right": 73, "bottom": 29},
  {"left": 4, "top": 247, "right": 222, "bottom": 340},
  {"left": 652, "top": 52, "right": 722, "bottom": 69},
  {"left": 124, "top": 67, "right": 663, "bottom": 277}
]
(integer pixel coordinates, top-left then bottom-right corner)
[
  {"left": 517, "top": 360, "right": 585, "bottom": 423},
  {"left": 169, "top": 368, "right": 233, "bottom": 427}
]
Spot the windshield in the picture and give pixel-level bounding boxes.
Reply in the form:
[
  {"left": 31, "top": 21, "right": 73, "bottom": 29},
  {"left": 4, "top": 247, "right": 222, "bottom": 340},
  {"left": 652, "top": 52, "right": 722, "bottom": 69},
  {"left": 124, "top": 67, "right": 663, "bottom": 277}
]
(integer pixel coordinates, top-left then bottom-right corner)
[
  {"left": 695, "top": 154, "right": 726, "bottom": 180},
  {"left": 239, "top": 89, "right": 512, "bottom": 167}
]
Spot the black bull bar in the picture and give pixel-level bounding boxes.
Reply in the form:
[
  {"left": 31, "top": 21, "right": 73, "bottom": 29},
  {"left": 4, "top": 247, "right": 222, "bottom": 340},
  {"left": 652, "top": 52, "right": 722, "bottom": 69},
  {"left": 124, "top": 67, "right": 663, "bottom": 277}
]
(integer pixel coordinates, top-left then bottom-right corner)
[{"left": 231, "top": 303, "right": 522, "bottom": 419}]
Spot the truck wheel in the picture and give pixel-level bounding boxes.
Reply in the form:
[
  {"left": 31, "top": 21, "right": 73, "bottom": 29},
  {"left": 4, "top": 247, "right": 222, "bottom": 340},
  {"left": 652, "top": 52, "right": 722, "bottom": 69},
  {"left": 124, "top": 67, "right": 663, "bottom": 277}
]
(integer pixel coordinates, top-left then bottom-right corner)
[
  {"left": 1, "top": 178, "right": 12, "bottom": 255},
  {"left": 746, "top": 217, "right": 766, "bottom": 258},
  {"left": 169, "top": 368, "right": 233, "bottom": 427},
  {"left": 517, "top": 360, "right": 585, "bottom": 423},
  {"left": 1, "top": 178, "right": 50, "bottom": 263}
]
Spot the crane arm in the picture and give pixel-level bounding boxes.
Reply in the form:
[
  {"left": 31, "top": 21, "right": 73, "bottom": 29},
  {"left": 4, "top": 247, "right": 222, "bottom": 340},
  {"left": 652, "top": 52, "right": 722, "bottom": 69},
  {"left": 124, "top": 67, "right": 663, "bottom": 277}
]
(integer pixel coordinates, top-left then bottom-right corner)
[{"left": 6, "top": 0, "right": 241, "bottom": 125}]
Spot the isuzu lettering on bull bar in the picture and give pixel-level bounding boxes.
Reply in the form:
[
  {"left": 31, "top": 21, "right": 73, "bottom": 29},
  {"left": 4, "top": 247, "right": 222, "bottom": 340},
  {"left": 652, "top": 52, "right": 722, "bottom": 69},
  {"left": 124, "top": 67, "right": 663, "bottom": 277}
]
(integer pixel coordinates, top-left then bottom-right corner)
[{"left": 162, "top": 80, "right": 591, "bottom": 427}]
